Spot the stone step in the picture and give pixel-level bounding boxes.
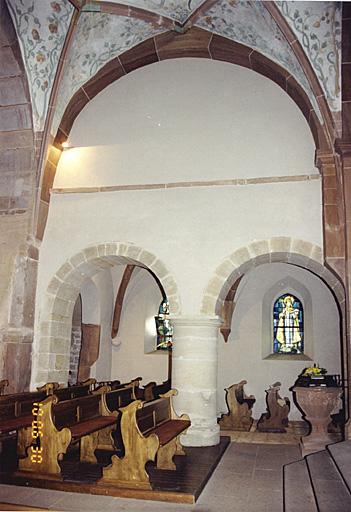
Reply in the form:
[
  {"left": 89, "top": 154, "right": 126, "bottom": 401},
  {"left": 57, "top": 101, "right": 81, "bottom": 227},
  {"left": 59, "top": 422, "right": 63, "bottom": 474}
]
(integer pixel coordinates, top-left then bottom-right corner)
[
  {"left": 283, "top": 460, "right": 317, "bottom": 512},
  {"left": 328, "top": 440, "right": 351, "bottom": 493},
  {"left": 306, "top": 450, "right": 351, "bottom": 512}
]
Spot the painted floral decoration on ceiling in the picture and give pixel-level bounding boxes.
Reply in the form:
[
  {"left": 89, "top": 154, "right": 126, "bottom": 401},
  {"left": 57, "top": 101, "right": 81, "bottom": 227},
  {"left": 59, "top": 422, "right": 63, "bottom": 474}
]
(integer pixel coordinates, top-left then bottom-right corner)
[
  {"left": 6, "top": 0, "right": 73, "bottom": 132},
  {"left": 7, "top": 0, "right": 342, "bottom": 135},
  {"left": 277, "top": 1, "right": 341, "bottom": 112},
  {"left": 196, "top": 0, "right": 321, "bottom": 119},
  {"left": 89, "top": 0, "right": 205, "bottom": 24},
  {"left": 51, "top": 12, "right": 167, "bottom": 136}
]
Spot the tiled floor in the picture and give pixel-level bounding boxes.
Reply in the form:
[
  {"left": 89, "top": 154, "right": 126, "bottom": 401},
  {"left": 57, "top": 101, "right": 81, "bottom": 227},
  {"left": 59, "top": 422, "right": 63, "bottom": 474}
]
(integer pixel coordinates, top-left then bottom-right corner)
[{"left": 0, "top": 443, "right": 301, "bottom": 512}]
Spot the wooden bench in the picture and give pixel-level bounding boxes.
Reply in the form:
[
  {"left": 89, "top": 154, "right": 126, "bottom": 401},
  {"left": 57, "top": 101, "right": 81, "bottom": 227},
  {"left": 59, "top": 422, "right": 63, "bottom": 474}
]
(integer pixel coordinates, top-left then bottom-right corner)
[
  {"left": 17, "top": 392, "right": 118, "bottom": 479},
  {"left": 51, "top": 379, "right": 97, "bottom": 402},
  {"left": 96, "top": 377, "right": 142, "bottom": 394},
  {"left": 136, "top": 378, "right": 171, "bottom": 402},
  {"left": 93, "top": 385, "right": 137, "bottom": 451},
  {"left": 0, "top": 381, "right": 96, "bottom": 457},
  {"left": 219, "top": 380, "right": 256, "bottom": 431},
  {"left": 0, "top": 390, "right": 48, "bottom": 454},
  {"left": 101, "top": 389, "right": 190, "bottom": 489},
  {"left": 95, "top": 379, "right": 121, "bottom": 390}
]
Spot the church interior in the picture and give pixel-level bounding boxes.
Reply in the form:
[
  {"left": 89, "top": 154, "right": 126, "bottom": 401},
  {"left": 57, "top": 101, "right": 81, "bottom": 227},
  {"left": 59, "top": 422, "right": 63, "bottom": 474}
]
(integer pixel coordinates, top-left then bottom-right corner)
[{"left": 0, "top": 0, "right": 351, "bottom": 511}]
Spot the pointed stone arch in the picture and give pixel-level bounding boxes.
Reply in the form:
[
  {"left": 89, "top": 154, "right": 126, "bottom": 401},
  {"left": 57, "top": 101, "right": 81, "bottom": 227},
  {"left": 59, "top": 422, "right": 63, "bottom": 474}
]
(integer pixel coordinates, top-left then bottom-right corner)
[
  {"left": 31, "top": 242, "right": 180, "bottom": 387},
  {"left": 36, "top": 25, "right": 333, "bottom": 243}
]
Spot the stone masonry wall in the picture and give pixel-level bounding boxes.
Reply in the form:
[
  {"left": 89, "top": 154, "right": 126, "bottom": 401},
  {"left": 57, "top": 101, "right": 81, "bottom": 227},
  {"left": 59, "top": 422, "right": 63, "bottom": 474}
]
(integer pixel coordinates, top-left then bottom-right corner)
[
  {"left": 0, "top": 0, "right": 37, "bottom": 392},
  {"left": 68, "top": 295, "right": 82, "bottom": 385},
  {"left": 69, "top": 326, "right": 82, "bottom": 385}
]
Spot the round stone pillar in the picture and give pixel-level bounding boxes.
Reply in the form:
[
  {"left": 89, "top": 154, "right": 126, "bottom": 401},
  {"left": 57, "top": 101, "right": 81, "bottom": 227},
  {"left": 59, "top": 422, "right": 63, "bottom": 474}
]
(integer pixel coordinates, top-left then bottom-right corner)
[{"left": 170, "top": 316, "right": 222, "bottom": 447}]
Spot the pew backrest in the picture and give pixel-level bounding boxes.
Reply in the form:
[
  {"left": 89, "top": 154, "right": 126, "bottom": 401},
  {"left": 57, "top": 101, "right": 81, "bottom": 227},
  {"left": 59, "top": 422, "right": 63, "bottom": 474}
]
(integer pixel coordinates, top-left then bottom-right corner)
[
  {"left": 136, "top": 397, "right": 171, "bottom": 435},
  {"left": 53, "top": 384, "right": 91, "bottom": 402},
  {"left": 104, "top": 386, "right": 135, "bottom": 413},
  {"left": 0, "top": 390, "right": 46, "bottom": 405},
  {"left": 52, "top": 394, "right": 102, "bottom": 430}
]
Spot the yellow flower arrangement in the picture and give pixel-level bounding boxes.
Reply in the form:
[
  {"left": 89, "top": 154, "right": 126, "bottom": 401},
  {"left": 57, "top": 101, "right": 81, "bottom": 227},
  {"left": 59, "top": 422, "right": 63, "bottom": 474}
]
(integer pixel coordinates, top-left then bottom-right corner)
[{"left": 303, "top": 364, "right": 327, "bottom": 376}]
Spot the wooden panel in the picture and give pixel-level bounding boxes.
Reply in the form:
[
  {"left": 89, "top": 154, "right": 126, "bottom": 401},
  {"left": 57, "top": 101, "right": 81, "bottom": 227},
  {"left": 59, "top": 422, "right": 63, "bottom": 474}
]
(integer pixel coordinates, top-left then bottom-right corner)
[
  {"left": 78, "top": 396, "right": 100, "bottom": 421},
  {"left": 77, "top": 324, "right": 100, "bottom": 382},
  {"left": 53, "top": 401, "right": 77, "bottom": 429}
]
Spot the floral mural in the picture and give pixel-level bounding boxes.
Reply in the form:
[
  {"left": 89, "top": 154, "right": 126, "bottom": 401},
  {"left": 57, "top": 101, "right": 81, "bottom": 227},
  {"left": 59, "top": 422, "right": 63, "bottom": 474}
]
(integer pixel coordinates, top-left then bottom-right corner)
[
  {"left": 51, "top": 12, "right": 167, "bottom": 136},
  {"left": 195, "top": 0, "right": 321, "bottom": 120},
  {"left": 277, "top": 1, "right": 341, "bottom": 112},
  {"left": 7, "top": 0, "right": 342, "bottom": 135},
  {"left": 89, "top": 0, "right": 205, "bottom": 24},
  {"left": 6, "top": 0, "right": 73, "bottom": 131}
]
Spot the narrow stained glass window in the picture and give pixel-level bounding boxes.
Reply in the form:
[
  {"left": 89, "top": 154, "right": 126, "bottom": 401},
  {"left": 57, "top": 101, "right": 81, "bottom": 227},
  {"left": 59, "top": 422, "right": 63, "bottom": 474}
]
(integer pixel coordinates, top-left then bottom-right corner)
[
  {"left": 155, "top": 299, "right": 173, "bottom": 350},
  {"left": 273, "top": 294, "right": 304, "bottom": 354}
]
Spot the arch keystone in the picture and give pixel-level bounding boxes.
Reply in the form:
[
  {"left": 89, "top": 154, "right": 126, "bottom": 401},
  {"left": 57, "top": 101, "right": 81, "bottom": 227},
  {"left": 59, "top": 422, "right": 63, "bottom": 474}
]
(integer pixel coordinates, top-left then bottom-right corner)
[
  {"left": 269, "top": 236, "right": 292, "bottom": 253},
  {"left": 125, "top": 245, "right": 143, "bottom": 260},
  {"left": 97, "top": 244, "right": 107, "bottom": 256},
  {"left": 83, "top": 246, "right": 99, "bottom": 261}
]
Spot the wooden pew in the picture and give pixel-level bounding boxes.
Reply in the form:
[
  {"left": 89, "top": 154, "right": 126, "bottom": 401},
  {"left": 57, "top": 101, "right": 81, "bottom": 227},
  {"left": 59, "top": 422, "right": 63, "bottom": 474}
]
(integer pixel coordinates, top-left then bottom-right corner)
[
  {"left": 36, "top": 382, "right": 60, "bottom": 395},
  {"left": 97, "top": 377, "right": 142, "bottom": 393},
  {"left": 94, "top": 385, "right": 137, "bottom": 451},
  {"left": 151, "top": 378, "right": 171, "bottom": 400},
  {"left": 136, "top": 378, "right": 171, "bottom": 402},
  {"left": 0, "top": 390, "right": 48, "bottom": 454},
  {"left": 257, "top": 381, "right": 290, "bottom": 433},
  {"left": 95, "top": 379, "right": 121, "bottom": 390},
  {"left": 52, "top": 379, "right": 97, "bottom": 402},
  {"left": 219, "top": 380, "right": 256, "bottom": 431},
  {"left": 101, "top": 389, "right": 190, "bottom": 489},
  {"left": 17, "top": 392, "right": 118, "bottom": 479}
]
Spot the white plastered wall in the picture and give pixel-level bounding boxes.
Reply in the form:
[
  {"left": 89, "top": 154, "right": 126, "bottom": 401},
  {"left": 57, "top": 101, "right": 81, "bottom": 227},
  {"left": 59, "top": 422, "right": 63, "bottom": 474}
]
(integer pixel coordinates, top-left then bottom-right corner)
[
  {"left": 217, "top": 263, "right": 341, "bottom": 421},
  {"left": 35, "top": 58, "right": 326, "bottom": 397}
]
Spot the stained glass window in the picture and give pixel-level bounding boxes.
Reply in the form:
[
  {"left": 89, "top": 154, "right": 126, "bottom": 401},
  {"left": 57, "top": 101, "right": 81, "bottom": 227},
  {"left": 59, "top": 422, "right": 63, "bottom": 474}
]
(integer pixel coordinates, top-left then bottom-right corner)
[
  {"left": 273, "top": 294, "right": 304, "bottom": 354},
  {"left": 155, "top": 299, "right": 173, "bottom": 350}
]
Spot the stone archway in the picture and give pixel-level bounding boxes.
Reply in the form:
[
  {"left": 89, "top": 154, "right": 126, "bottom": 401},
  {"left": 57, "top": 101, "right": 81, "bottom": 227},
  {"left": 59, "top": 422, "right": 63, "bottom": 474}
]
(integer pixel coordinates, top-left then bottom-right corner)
[
  {"left": 201, "top": 237, "right": 345, "bottom": 317},
  {"left": 31, "top": 242, "right": 180, "bottom": 388},
  {"left": 200, "top": 236, "right": 348, "bottom": 435}
]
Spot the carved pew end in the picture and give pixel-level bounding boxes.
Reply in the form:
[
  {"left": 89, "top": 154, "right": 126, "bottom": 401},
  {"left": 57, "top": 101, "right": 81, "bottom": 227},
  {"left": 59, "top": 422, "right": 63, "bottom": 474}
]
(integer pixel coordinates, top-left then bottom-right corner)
[{"left": 219, "top": 381, "right": 256, "bottom": 431}]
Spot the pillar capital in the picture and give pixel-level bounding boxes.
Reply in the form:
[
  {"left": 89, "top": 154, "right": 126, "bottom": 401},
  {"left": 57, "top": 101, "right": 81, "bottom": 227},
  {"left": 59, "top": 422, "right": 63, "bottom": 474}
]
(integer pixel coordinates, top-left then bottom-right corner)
[
  {"left": 170, "top": 315, "right": 222, "bottom": 328},
  {"left": 314, "top": 149, "right": 336, "bottom": 170}
]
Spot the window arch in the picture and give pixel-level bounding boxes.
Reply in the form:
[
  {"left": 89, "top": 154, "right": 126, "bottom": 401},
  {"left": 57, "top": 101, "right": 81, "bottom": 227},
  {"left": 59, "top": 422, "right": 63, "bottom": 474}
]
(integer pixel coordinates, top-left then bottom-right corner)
[{"left": 273, "top": 294, "right": 304, "bottom": 354}]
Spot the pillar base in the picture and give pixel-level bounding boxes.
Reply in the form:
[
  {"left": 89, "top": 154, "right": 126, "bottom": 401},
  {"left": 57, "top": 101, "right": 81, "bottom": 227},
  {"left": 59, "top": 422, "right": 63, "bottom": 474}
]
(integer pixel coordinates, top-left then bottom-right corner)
[{"left": 181, "top": 424, "right": 220, "bottom": 447}]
